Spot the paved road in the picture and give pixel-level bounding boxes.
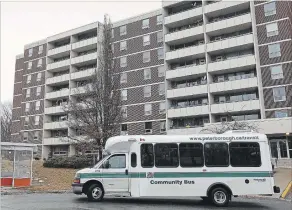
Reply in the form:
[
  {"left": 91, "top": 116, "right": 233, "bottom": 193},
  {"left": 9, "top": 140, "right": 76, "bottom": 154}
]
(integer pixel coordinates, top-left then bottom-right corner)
[{"left": 1, "top": 193, "right": 291, "bottom": 210}]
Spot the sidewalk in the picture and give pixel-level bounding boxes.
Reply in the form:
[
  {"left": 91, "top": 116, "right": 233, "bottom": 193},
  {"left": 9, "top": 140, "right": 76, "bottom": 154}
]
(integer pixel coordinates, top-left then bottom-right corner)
[{"left": 273, "top": 168, "right": 292, "bottom": 199}]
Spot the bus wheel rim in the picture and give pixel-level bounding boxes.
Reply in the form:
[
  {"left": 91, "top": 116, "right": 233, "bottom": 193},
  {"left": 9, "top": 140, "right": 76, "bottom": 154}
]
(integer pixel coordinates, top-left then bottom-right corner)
[
  {"left": 92, "top": 187, "right": 101, "bottom": 199},
  {"left": 214, "top": 191, "right": 226, "bottom": 204}
]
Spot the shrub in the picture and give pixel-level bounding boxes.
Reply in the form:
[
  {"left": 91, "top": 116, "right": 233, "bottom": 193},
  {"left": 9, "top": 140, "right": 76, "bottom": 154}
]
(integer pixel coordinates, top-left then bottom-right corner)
[{"left": 43, "top": 155, "right": 94, "bottom": 169}]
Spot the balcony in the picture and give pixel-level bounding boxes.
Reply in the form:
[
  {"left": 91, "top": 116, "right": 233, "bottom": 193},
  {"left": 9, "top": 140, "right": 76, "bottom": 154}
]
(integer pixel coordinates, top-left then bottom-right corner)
[
  {"left": 165, "top": 26, "right": 204, "bottom": 44},
  {"left": 44, "top": 121, "right": 68, "bottom": 130},
  {"left": 43, "top": 137, "right": 71, "bottom": 145},
  {"left": 71, "top": 68, "right": 95, "bottom": 80},
  {"left": 209, "top": 77, "right": 258, "bottom": 93},
  {"left": 72, "top": 37, "right": 98, "bottom": 51},
  {"left": 207, "top": 33, "right": 254, "bottom": 53},
  {"left": 206, "top": 13, "right": 252, "bottom": 34},
  {"left": 165, "top": 44, "right": 205, "bottom": 61},
  {"left": 46, "top": 89, "right": 69, "bottom": 99},
  {"left": 48, "top": 44, "right": 71, "bottom": 57},
  {"left": 167, "top": 85, "right": 208, "bottom": 99},
  {"left": 166, "top": 64, "right": 206, "bottom": 80},
  {"left": 47, "top": 59, "right": 70, "bottom": 71},
  {"left": 167, "top": 126, "right": 204, "bottom": 135},
  {"left": 208, "top": 54, "right": 256, "bottom": 73},
  {"left": 204, "top": 1, "right": 249, "bottom": 15},
  {"left": 165, "top": 5, "right": 203, "bottom": 27},
  {"left": 71, "top": 52, "right": 97, "bottom": 65},
  {"left": 46, "top": 74, "right": 70, "bottom": 85},
  {"left": 210, "top": 100, "right": 260, "bottom": 114},
  {"left": 168, "top": 105, "right": 209, "bottom": 118},
  {"left": 45, "top": 106, "right": 65, "bottom": 115},
  {"left": 71, "top": 84, "right": 93, "bottom": 95}
]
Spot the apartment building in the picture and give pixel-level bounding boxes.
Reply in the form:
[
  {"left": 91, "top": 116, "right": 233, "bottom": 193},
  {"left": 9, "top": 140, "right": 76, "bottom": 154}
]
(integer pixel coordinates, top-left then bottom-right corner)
[
  {"left": 163, "top": 0, "right": 292, "bottom": 167},
  {"left": 11, "top": 0, "right": 292, "bottom": 166}
]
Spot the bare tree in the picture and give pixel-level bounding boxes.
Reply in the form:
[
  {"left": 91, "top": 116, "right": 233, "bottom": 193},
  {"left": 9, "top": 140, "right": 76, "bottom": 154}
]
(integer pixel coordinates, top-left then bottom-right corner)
[
  {"left": 64, "top": 14, "right": 121, "bottom": 158},
  {"left": 200, "top": 111, "right": 259, "bottom": 134},
  {"left": 1, "top": 102, "right": 12, "bottom": 142}
]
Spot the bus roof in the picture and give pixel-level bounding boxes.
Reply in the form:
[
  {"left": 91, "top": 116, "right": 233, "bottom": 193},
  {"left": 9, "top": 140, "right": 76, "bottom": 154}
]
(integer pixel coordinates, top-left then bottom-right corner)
[{"left": 104, "top": 132, "right": 267, "bottom": 153}]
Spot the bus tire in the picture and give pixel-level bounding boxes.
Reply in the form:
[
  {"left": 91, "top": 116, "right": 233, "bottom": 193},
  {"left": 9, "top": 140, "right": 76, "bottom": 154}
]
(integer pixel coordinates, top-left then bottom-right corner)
[
  {"left": 210, "top": 187, "right": 230, "bottom": 207},
  {"left": 87, "top": 183, "right": 104, "bottom": 202}
]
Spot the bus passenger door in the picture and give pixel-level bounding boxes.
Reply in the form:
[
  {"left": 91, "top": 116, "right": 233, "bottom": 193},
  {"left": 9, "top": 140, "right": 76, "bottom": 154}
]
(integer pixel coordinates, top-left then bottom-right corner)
[{"left": 101, "top": 153, "right": 129, "bottom": 193}]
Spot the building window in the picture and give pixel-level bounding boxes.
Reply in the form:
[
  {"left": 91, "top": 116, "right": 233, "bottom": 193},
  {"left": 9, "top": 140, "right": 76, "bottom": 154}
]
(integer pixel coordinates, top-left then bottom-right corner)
[
  {"left": 37, "top": 73, "right": 42, "bottom": 82},
  {"left": 144, "top": 85, "right": 151, "bottom": 97},
  {"left": 25, "top": 103, "right": 30, "bottom": 112},
  {"left": 158, "top": 66, "right": 165, "bottom": 77},
  {"left": 266, "top": 22, "right": 278, "bottom": 37},
  {"left": 144, "top": 68, "right": 151, "bottom": 80},
  {"left": 120, "top": 25, "right": 126, "bottom": 36},
  {"left": 270, "top": 65, "right": 283, "bottom": 80},
  {"left": 27, "top": 75, "right": 31, "bottom": 83},
  {"left": 121, "top": 89, "right": 127, "bottom": 100},
  {"left": 273, "top": 86, "right": 286, "bottom": 102},
  {"left": 35, "top": 101, "right": 40, "bottom": 111},
  {"left": 25, "top": 117, "right": 29, "bottom": 126},
  {"left": 144, "top": 103, "right": 152, "bottom": 115},
  {"left": 142, "top": 19, "right": 149, "bottom": 29},
  {"left": 120, "top": 41, "right": 127, "bottom": 51},
  {"left": 159, "top": 83, "right": 165, "bottom": 95},
  {"left": 143, "top": 35, "right": 150, "bottom": 46},
  {"left": 23, "top": 132, "right": 28, "bottom": 141},
  {"left": 204, "top": 143, "right": 229, "bottom": 167},
  {"left": 144, "top": 122, "right": 152, "bottom": 134},
  {"left": 28, "top": 62, "right": 32, "bottom": 69},
  {"left": 275, "top": 110, "right": 288, "bottom": 118},
  {"left": 26, "top": 89, "right": 31, "bottom": 98},
  {"left": 38, "top": 45, "right": 43, "bottom": 54},
  {"left": 37, "top": 59, "right": 43, "bottom": 67},
  {"left": 143, "top": 51, "right": 150, "bottom": 63},
  {"left": 34, "top": 131, "right": 39, "bottom": 141},
  {"left": 160, "top": 121, "right": 166, "bottom": 133},
  {"left": 157, "top": 31, "right": 163, "bottom": 43},
  {"left": 264, "top": 2, "right": 276, "bottom": 16},
  {"left": 157, "top": 15, "right": 163, "bottom": 25},
  {"left": 121, "top": 106, "right": 127, "bottom": 118},
  {"left": 268, "top": 43, "right": 281, "bottom": 58},
  {"left": 35, "top": 116, "right": 40, "bottom": 125},
  {"left": 157, "top": 48, "right": 164, "bottom": 60},
  {"left": 28, "top": 48, "right": 33, "bottom": 57},
  {"left": 121, "top": 124, "right": 127, "bottom": 135},
  {"left": 155, "top": 143, "right": 179, "bottom": 167},
  {"left": 120, "top": 56, "right": 127, "bottom": 67},
  {"left": 37, "top": 86, "right": 42, "bottom": 96},
  {"left": 159, "top": 101, "right": 165, "bottom": 114},
  {"left": 120, "top": 72, "right": 127, "bottom": 84}
]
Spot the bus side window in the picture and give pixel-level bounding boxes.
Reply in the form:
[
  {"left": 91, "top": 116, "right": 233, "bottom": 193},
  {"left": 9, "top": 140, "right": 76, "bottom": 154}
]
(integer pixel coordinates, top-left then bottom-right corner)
[
  {"left": 131, "top": 153, "right": 137, "bottom": 168},
  {"left": 179, "top": 143, "right": 204, "bottom": 167},
  {"left": 204, "top": 143, "right": 229, "bottom": 167},
  {"left": 154, "top": 143, "right": 179, "bottom": 168},
  {"left": 141, "top": 144, "right": 154, "bottom": 168},
  {"left": 229, "top": 142, "right": 261, "bottom": 167}
]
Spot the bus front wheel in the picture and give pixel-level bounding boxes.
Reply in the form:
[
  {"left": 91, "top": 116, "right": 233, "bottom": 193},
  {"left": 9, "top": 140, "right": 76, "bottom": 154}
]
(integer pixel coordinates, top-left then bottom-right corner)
[
  {"left": 87, "top": 184, "right": 104, "bottom": 202},
  {"left": 210, "top": 187, "right": 230, "bottom": 207}
]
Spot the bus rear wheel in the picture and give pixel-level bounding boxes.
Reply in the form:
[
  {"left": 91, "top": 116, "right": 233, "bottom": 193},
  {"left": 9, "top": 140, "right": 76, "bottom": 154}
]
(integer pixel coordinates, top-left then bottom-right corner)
[
  {"left": 87, "top": 184, "right": 104, "bottom": 202},
  {"left": 210, "top": 187, "right": 230, "bottom": 207}
]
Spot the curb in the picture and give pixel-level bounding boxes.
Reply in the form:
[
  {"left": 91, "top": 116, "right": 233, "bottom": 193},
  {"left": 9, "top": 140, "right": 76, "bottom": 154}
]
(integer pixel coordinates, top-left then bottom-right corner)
[
  {"left": 280, "top": 181, "right": 292, "bottom": 199},
  {"left": 1, "top": 189, "right": 71, "bottom": 195}
]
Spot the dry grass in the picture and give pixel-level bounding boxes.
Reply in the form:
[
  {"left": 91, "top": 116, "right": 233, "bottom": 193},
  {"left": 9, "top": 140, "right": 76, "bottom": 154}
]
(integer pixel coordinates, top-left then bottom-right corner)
[{"left": 28, "top": 161, "right": 78, "bottom": 191}]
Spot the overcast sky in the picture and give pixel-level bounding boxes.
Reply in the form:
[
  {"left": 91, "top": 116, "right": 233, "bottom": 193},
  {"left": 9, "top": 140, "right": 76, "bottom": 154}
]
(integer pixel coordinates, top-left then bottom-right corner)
[{"left": 0, "top": 0, "right": 161, "bottom": 103}]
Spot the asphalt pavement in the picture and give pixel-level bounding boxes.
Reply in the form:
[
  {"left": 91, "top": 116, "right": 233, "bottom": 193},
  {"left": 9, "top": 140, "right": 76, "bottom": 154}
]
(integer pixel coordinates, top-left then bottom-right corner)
[{"left": 1, "top": 193, "right": 292, "bottom": 210}]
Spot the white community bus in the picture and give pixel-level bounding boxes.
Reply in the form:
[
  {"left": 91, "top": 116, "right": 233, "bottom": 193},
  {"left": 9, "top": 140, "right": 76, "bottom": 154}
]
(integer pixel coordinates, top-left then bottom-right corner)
[{"left": 72, "top": 131, "right": 280, "bottom": 207}]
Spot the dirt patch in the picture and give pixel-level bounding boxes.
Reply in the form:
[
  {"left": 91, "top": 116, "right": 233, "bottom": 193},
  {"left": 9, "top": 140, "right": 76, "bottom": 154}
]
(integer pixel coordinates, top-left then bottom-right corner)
[{"left": 28, "top": 161, "right": 78, "bottom": 191}]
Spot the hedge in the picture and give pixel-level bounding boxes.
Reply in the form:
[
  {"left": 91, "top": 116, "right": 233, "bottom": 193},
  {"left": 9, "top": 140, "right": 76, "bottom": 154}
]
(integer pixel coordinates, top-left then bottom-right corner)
[{"left": 43, "top": 155, "right": 94, "bottom": 169}]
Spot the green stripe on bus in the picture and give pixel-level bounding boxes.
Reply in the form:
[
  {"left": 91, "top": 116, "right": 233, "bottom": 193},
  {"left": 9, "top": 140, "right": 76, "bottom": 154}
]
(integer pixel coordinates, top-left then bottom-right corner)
[{"left": 80, "top": 171, "right": 271, "bottom": 179}]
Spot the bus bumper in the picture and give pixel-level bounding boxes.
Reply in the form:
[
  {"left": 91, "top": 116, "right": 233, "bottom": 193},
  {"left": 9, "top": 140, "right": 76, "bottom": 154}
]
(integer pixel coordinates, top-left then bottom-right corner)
[
  {"left": 72, "top": 183, "right": 83, "bottom": 195},
  {"left": 274, "top": 186, "right": 280, "bottom": 193}
]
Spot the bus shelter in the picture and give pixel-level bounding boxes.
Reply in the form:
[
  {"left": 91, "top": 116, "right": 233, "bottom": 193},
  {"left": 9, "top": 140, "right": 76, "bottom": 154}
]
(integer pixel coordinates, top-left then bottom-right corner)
[{"left": 1, "top": 142, "right": 37, "bottom": 187}]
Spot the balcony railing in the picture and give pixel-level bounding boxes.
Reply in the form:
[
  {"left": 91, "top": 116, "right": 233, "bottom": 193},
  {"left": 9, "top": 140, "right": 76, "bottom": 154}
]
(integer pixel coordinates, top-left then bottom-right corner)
[
  {"left": 171, "top": 80, "right": 207, "bottom": 89},
  {"left": 168, "top": 21, "right": 203, "bottom": 34},
  {"left": 214, "top": 97, "right": 259, "bottom": 104},
  {"left": 209, "top": 10, "right": 250, "bottom": 24},
  {"left": 209, "top": 32, "right": 253, "bottom": 43},
  {"left": 170, "top": 41, "right": 204, "bottom": 52},
  {"left": 210, "top": 53, "right": 254, "bottom": 63},
  {"left": 170, "top": 61, "right": 205, "bottom": 70},
  {"left": 170, "top": 102, "right": 208, "bottom": 109},
  {"left": 213, "top": 73, "right": 256, "bottom": 83}
]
